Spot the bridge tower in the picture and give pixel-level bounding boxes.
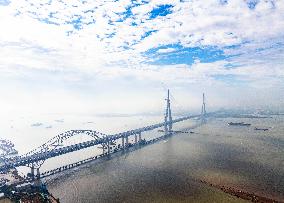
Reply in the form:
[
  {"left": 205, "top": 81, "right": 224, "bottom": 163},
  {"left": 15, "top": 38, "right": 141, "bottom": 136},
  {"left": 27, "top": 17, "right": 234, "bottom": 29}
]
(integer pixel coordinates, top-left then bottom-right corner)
[
  {"left": 164, "top": 89, "right": 173, "bottom": 136},
  {"left": 201, "top": 93, "right": 206, "bottom": 123}
]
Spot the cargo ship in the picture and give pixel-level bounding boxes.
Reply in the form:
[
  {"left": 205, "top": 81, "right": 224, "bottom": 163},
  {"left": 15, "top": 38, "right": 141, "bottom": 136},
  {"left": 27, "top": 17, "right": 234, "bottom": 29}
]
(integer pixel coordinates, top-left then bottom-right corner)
[
  {"left": 254, "top": 127, "right": 269, "bottom": 131},
  {"left": 228, "top": 122, "right": 251, "bottom": 126}
]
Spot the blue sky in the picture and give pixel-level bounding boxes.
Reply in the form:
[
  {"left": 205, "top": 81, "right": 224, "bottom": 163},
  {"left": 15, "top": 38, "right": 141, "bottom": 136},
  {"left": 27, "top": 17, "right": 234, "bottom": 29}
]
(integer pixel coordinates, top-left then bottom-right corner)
[{"left": 0, "top": 0, "right": 283, "bottom": 115}]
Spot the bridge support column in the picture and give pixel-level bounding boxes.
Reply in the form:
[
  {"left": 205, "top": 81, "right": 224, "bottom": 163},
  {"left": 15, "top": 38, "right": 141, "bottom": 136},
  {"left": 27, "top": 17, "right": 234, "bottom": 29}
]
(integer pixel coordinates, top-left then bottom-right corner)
[
  {"left": 122, "top": 136, "right": 125, "bottom": 149},
  {"left": 34, "top": 168, "right": 42, "bottom": 186},
  {"left": 135, "top": 134, "right": 137, "bottom": 144},
  {"left": 102, "top": 144, "right": 105, "bottom": 154},
  {"left": 36, "top": 168, "right": 40, "bottom": 179},
  {"left": 30, "top": 165, "right": 35, "bottom": 180},
  {"left": 125, "top": 136, "right": 129, "bottom": 147},
  {"left": 138, "top": 132, "right": 141, "bottom": 144},
  {"left": 107, "top": 141, "right": 110, "bottom": 154}
]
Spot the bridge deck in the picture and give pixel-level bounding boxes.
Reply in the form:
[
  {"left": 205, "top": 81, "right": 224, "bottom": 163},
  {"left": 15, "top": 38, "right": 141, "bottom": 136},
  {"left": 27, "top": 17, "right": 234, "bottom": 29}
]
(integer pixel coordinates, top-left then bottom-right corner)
[{"left": 0, "top": 114, "right": 200, "bottom": 171}]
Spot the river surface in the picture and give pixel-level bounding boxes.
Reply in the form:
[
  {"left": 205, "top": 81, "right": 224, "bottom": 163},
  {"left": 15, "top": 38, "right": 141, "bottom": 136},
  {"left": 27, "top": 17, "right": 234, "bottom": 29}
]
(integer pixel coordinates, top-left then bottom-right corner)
[
  {"left": 44, "top": 115, "right": 284, "bottom": 202},
  {"left": 1, "top": 114, "right": 283, "bottom": 202}
]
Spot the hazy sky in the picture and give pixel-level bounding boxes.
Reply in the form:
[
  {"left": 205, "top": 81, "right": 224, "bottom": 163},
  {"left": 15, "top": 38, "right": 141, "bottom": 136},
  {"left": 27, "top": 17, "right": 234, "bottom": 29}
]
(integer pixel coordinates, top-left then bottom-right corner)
[{"left": 0, "top": 0, "right": 283, "bottom": 116}]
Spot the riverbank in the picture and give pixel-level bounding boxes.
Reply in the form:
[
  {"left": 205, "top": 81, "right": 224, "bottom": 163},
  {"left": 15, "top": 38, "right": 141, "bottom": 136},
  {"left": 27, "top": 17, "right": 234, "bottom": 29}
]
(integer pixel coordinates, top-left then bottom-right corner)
[{"left": 197, "top": 179, "right": 283, "bottom": 203}]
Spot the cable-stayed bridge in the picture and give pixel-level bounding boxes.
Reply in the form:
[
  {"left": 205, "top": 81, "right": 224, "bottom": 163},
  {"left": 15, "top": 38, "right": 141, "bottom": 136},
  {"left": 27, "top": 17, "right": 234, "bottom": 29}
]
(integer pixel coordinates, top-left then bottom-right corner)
[{"left": 0, "top": 90, "right": 208, "bottom": 186}]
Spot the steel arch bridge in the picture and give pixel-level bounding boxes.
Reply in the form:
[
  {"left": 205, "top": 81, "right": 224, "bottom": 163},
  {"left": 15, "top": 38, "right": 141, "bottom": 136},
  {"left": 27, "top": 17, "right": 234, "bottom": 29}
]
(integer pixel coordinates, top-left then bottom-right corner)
[{"left": 0, "top": 130, "right": 109, "bottom": 171}]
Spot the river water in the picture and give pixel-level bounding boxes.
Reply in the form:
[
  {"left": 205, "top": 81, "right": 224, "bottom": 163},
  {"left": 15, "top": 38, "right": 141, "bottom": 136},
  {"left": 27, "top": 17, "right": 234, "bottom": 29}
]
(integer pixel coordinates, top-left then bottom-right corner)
[{"left": 39, "top": 115, "right": 284, "bottom": 202}]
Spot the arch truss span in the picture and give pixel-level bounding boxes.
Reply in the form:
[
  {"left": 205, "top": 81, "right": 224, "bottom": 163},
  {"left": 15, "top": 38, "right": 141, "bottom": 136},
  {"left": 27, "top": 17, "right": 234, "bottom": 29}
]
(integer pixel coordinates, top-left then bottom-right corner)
[{"left": 20, "top": 130, "right": 109, "bottom": 168}]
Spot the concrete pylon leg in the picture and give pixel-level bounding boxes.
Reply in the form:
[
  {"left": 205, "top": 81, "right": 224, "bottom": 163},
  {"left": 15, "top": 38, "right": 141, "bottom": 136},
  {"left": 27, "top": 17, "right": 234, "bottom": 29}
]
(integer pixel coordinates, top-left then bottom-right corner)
[
  {"left": 34, "top": 168, "right": 42, "bottom": 187},
  {"left": 135, "top": 134, "right": 137, "bottom": 144},
  {"left": 122, "top": 137, "right": 125, "bottom": 149},
  {"left": 31, "top": 165, "right": 35, "bottom": 180},
  {"left": 107, "top": 141, "right": 110, "bottom": 154},
  {"left": 164, "top": 122, "right": 168, "bottom": 137},
  {"left": 36, "top": 168, "right": 40, "bottom": 180},
  {"left": 138, "top": 132, "right": 141, "bottom": 143},
  {"left": 125, "top": 136, "right": 129, "bottom": 147},
  {"left": 102, "top": 144, "right": 105, "bottom": 154}
]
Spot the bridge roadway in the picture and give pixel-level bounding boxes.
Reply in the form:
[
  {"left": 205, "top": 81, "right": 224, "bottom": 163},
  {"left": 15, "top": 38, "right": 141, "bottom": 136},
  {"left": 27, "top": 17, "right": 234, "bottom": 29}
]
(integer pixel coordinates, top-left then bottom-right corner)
[
  {"left": 3, "top": 130, "right": 188, "bottom": 189},
  {"left": 0, "top": 114, "right": 200, "bottom": 172}
]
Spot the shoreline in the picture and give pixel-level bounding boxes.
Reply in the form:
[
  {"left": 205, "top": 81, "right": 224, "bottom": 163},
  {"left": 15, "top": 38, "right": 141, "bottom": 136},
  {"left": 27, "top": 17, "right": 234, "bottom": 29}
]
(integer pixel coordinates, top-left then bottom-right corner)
[{"left": 197, "top": 179, "right": 283, "bottom": 203}]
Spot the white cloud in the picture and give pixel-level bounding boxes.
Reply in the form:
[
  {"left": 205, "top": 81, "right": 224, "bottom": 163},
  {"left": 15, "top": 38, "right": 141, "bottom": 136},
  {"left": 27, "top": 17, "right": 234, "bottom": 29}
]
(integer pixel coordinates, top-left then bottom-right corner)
[{"left": 0, "top": 0, "right": 283, "bottom": 113}]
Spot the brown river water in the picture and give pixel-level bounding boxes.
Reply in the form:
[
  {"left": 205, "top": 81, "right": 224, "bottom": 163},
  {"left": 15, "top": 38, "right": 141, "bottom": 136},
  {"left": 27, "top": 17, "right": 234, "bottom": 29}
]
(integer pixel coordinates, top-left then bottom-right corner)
[{"left": 45, "top": 115, "right": 284, "bottom": 203}]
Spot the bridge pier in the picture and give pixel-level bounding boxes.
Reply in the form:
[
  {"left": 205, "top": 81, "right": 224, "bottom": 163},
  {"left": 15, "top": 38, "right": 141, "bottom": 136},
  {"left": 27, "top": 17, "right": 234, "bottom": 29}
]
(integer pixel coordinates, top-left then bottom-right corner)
[
  {"left": 122, "top": 136, "right": 125, "bottom": 149},
  {"left": 164, "top": 121, "right": 168, "bottom": 136},
  {"left": 30, "top": 165, "right": 35, "bottom": 180},
  {"left": 34, "top": 168, "right": 42, "bottom": 186},
  {"left": 28, "top": 165, "right": 42, "bottom": 186},
  {"left": 36, "top": 168, "right": 40, "bottom": 179},
  {"left": 135, "top": 134, "right": 137, "bottom": 144},
  {"left": 138, "top": 132, "right": 141, "bottom": 144},
  {"left": 125, "top": 136, "right": 129, "bottom": 147},
  {"left": 107, "top": 140, "right": 110, "bottom": 154}
]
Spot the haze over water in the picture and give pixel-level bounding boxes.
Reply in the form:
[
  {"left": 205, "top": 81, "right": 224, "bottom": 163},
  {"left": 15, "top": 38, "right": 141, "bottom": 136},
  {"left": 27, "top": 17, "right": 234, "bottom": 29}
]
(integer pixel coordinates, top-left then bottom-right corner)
[{"left": 41, "top": 114, "right": 284, "bottom": 202}]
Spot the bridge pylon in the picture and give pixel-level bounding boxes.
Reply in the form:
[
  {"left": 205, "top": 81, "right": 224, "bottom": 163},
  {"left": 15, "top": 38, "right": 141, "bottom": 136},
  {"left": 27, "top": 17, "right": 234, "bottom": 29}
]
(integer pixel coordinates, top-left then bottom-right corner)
[
  {"left": 201, "top": 93, "right": 206, "bottom": 123},
  {"left": 164, "top": 89, "right": 173, "bottom": 136}
]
